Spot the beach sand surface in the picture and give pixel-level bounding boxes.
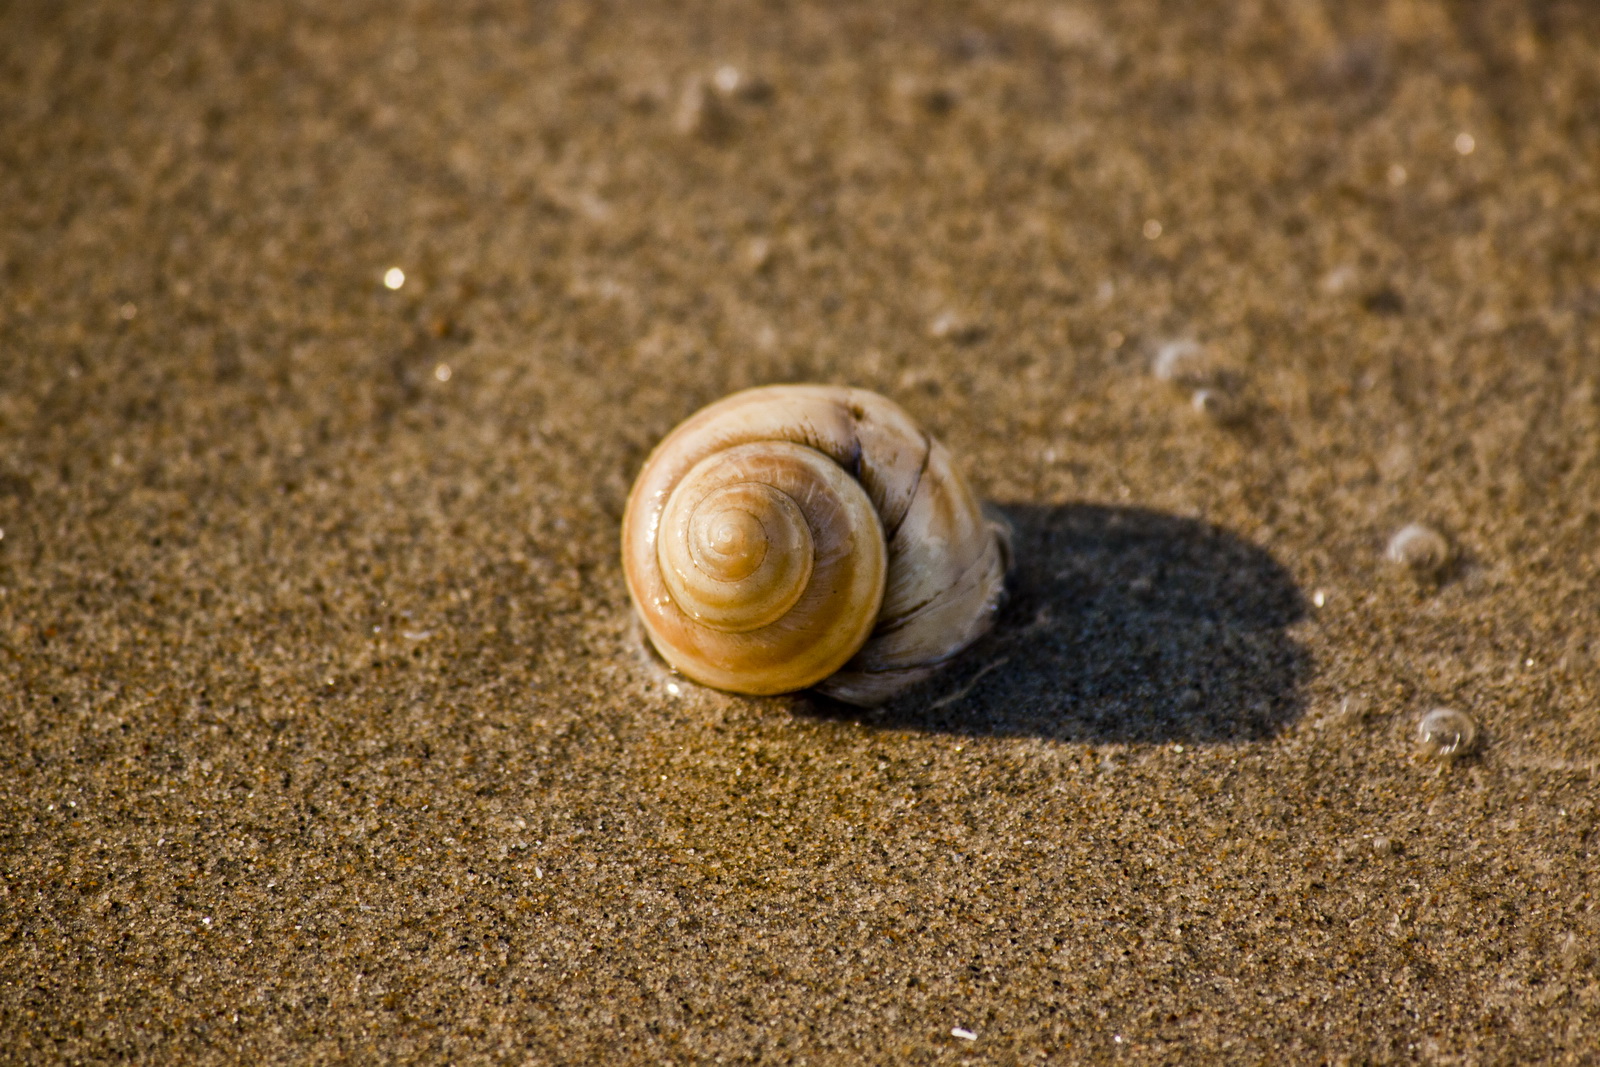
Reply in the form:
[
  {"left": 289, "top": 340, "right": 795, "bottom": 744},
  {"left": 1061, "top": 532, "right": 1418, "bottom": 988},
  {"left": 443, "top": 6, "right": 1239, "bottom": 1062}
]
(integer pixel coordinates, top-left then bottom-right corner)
[{"left": 2, "top": 1, "right": 1598, "bottom": 1061}]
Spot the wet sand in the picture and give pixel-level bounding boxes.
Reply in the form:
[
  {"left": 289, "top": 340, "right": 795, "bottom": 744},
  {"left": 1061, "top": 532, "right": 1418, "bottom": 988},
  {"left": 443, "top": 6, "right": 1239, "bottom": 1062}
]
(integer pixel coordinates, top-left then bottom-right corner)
[{"left": 2, "top": 1, "right": 1598, "bottom": 1062}]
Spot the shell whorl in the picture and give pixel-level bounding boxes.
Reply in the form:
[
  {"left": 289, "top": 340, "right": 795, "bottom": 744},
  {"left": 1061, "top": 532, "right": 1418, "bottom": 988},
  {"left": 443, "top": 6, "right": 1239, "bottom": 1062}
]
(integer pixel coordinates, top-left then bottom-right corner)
[{"left": 622, "top": 385, "right": 1010, "bottom": 705}]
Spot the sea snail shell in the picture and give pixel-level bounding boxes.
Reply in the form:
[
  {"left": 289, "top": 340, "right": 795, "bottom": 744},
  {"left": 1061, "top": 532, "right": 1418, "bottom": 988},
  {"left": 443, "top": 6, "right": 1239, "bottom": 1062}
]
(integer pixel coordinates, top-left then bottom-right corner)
[{"left": 622, "top": 384, "right": 1011, "bottom": 706}]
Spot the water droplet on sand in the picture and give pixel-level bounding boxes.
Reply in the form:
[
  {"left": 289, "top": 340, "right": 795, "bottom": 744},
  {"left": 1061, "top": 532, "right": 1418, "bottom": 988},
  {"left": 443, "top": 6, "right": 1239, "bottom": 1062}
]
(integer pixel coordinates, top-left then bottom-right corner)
[
  {"left": 1386, "top": 523, "right": 1453, "bottom": 579},
  {"left": 1415, "top": 707, "right": 1478, "bottom": 760}
]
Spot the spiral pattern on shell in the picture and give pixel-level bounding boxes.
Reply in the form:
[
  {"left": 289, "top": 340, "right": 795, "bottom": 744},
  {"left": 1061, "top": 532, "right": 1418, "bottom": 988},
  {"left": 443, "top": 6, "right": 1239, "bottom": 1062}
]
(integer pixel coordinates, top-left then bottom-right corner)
[{"left": 622, "top": 385, "right": 1011, "bottom": 705}]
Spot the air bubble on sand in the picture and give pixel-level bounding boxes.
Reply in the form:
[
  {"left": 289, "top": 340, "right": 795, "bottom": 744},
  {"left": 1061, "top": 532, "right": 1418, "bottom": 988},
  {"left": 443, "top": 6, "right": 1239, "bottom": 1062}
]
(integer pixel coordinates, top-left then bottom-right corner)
[
  {"left": 1386, "top": 523, "right": 1453, "bottom": 578},
  {"left": 1416, "top": 707, "right": 1478, "bottom": 760}
]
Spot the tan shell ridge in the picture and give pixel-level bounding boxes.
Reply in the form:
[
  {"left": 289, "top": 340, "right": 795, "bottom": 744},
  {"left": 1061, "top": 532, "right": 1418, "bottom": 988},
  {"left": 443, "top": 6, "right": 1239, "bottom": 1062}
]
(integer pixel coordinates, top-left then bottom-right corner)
[{"left": 622, "top": 384, "right": 1010, "bottom": 705}]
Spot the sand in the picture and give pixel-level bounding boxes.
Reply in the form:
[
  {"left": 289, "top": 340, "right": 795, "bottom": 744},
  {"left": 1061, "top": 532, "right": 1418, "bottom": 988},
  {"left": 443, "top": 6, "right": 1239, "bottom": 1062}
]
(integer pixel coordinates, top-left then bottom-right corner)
[{"left": 2, "top": 0, "right": 1598, "bottom": 1062}]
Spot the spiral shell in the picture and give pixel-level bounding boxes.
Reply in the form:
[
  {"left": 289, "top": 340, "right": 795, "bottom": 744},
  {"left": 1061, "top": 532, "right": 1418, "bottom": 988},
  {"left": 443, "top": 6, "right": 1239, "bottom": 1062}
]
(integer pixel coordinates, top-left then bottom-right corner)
[{"left": 622, "top": 385, "right": 1010, "bottom": 706}]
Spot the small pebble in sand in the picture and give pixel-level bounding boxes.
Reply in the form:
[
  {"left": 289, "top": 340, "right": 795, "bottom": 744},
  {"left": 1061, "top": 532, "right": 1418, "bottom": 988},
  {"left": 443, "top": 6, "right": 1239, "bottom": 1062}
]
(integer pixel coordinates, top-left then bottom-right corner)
[
  {"left": 1415, "top": 707, "right": 1478, "bottom": 760},
  {"left": 740, "top": 236, "right": 772, "bottom": 274},
  {"left": 1385, "top": 523, "right": 1453, "bottom": 579},
  {"left": 675, "top": 77, "right": 732, "bottom": 139},
  {"left": 1371, "top": 836, "right": 1395, "bottom": 856},
  {"left": 927, "top": 311, "right": 984, "bottom": 343},
  {"left": 706, "top": 65, "right": 774, "bottom": 102},
  {"left": 1151, "top": 340, "right": 1207, "bottom": 385},
  {"left": 897, "top": 77, "right": 957, "bottom": 116},
  {"left": 1191, "top": 387, "right": 1240, "bottom": 424},
  {"left": 1319, "top": 264, "right": 1358, "bottom": 295}
]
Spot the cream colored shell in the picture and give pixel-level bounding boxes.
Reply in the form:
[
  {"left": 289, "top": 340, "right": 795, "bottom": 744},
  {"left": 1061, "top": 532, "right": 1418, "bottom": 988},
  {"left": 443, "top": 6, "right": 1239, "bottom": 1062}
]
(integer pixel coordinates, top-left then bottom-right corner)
[{"left": 621, "top": 384, "right": 1010, "bottom": 706}]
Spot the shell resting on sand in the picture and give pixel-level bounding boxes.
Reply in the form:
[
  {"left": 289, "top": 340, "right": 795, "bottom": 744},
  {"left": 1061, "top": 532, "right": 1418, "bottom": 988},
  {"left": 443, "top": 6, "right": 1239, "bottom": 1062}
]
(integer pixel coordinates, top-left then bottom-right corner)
[{"left": 621, "top": 384, "right": 1011, "bottom": 706}]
